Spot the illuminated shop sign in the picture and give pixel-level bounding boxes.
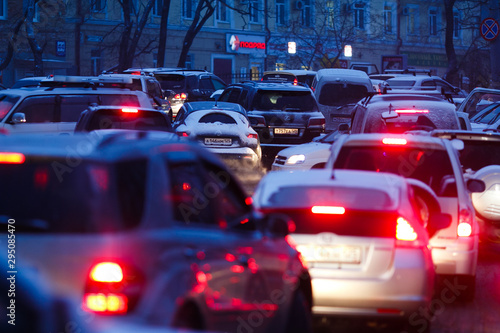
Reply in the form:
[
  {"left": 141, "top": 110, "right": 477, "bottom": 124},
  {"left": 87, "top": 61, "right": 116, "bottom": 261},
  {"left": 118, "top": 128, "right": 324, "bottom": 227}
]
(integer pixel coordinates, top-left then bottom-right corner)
[{"left": 226, "top": 34, "right": 266, "bottom": 55}]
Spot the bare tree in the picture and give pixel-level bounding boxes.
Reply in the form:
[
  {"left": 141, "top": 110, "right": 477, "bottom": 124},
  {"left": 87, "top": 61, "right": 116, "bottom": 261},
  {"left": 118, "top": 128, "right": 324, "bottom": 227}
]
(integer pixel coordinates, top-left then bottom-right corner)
[{"left": 157, "top": 0, "right": 172, "bottom": 68}]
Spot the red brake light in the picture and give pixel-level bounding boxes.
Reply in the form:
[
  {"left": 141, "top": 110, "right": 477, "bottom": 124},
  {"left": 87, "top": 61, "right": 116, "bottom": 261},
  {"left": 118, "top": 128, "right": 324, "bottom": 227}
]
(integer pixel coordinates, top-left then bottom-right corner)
[
  {"left": 293, "top": 78, "right": 298, "bottom": 85},
  {"left": 0, "top": 152, "right": 25, "bottom": 164},
  {"left": 122, "top": 108, "right": 138, "bottom": 113},
  {"left": 311, "top": 206, "right": 345, "bottom": 215},
  {"left": 90, "top": 262, "right": 123, "bottom": 283},
  {"left": 396, "top": 217, "right": 418, "bottom": 241},
  {"left": 247, "top": 133, "right": 258, "bottom": 139},
  {"left": 382, "top": 138, "right": 407, "bottom": 145},
  {"left": 457, "top": 208, "right": 473, "bottom": 237},
  {"left": 177, "top": 132, "right": 189, "bottom": 137},
  {"left": 395, "top": 109, "right": 429, "bottom": 114}
]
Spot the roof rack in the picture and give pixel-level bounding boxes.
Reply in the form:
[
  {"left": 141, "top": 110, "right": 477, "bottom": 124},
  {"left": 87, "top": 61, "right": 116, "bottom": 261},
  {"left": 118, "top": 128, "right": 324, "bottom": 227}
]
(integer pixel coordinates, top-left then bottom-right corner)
[
  {"left": 40, "top": 75, "right": 140, "bottom": 90},
  {"left": 383, "top": 68, "right": 432, "bottom": 77}
]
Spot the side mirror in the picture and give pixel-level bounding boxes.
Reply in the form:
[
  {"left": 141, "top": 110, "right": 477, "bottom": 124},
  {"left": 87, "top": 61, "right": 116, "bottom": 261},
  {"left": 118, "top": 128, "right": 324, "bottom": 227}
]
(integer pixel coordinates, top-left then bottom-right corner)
[
  {"left": 427, "top": 212, "right": 452, "bottom": 238},
  {"left": 153, "top": 96, "right": 164, "bottom": 107},
  {"left": 338, "top": 123, "right": 350, "bottom": 132},
  {"left": 467, "top": 178, "right": 486, "bottom": 193},
  {"left": 11, "top": 113, "right": 26, "bottom": 124}
]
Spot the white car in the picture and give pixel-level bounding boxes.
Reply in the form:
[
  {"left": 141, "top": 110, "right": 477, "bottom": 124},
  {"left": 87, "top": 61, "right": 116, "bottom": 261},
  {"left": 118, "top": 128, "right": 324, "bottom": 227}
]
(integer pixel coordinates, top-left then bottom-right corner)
[
  {"left": 326, "top": 133, "right": 486, "bottom": 301},
  {"left": 469, "top": 101, "right": 500, "bottom": 132},
  {"left": 271, "top": 131, "right": 341, "bottom": 171},
  {"left": 253, "top": 169, "right": 448, "bottom": 332},
  {"left": 173, "top": 101, "right": 262, "bottom": 168}
]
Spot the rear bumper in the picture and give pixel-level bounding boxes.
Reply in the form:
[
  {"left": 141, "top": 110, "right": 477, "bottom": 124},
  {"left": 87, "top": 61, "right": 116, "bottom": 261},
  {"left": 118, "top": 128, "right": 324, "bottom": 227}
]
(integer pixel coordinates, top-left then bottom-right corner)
[{"left": 430, "top": 237, "right": 478, "bottom": 275}]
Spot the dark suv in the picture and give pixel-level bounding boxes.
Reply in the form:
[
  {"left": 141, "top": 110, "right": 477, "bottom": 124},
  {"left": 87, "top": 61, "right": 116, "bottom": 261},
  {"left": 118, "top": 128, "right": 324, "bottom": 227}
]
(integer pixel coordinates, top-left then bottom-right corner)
[
  {"left": 138, "top": 69, "right": 227, "bottom": 119},
  {"left": 218, "top": 81, "right": 325, "bottom": 163}
]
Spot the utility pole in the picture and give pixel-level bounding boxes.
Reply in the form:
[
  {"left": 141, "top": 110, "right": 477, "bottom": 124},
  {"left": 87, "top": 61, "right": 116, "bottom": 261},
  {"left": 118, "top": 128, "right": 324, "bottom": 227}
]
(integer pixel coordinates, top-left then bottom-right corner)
[
  {"left": 396, "top": 0, "right": 402, "bottom": 55},
  {"left": 489, "top": 0, "right": 500, "bottom": 88},
  {"left": 264, "top": 0, "right": 270, "bottom": 71}
]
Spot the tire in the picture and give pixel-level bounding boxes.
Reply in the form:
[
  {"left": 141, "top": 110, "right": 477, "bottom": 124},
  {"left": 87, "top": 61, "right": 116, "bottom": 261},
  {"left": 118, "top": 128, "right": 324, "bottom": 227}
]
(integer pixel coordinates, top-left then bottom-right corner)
[{"left": 284, "top": 291, "right": 313, "bottom": 333}]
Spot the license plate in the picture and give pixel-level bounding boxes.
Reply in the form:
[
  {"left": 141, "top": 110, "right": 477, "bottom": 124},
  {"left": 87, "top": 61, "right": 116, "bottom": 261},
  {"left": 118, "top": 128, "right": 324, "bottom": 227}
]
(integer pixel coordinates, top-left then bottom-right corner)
[
  {"left": 204, "top": 138, "right": 232, "bottom": 145},
  {"left": 274, "top": 128, "right": 299, "bottom": 135},
  {"left": 313, "top": 246, "right": 362, "bottom": 263}
]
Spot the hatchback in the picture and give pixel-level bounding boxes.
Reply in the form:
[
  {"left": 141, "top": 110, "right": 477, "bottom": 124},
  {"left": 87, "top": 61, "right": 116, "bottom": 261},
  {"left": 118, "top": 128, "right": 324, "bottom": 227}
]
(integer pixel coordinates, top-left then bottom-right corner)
[
  {"left": 253, "top": 169, "right": 450, "bottom": 332},
  {"left": 0, "top": 132, "right": 312, "bottom": 333}
]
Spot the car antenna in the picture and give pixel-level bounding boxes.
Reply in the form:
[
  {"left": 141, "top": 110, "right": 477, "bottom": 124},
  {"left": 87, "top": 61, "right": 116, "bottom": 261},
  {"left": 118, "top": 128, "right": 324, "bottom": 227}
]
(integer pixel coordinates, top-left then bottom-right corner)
[
  {"left": 331, "top": 169, "right": 335, "bottom": 179},
  {"left": 388, "top": 103, "right": 393, "bottom": 114}
]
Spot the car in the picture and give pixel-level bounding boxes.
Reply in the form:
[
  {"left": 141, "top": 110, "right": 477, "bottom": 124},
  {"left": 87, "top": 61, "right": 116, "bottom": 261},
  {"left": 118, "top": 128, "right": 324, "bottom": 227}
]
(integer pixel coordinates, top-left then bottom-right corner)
[
  {"left": 261, "top": 70, "right": 317, "bottom": 87},
  {"left": 98, "top": 73, "right": 171, "bottom": 113},
  {"left": 385, "top": 75, "right": 467, "bottom": 100},
  {"left": 172, "top": 101, "right": 262, "bottom": 168},
  {"left": 74, "top": 105, "right": 173, "bottom": 132},
  {"left": 0, "top": 76, "right": 155, "bottom": 135},
  {"left": 310, "top": 69, "right": 374, "bottom": 132},
  {"left": 0, "top": 132, "right": 312, "bottom": 333},
  {"left": 349, "top": 93, "right": 464, "bottom": 134},
  {"left": 218, "top": 81, "right": 325, "bottom": 166},
  {"left": 253, "top": 169, "right": 450, "bottom": 332},
  {"left": 325, "top": 133, "right": 486, "bottom": 301},
  {"left": 431, "top": 129, "right": 500, "bottom": 242},
  {"left": 271, "top": 130, "right": 343, "bottom": 171},
  {"left": 137, "top": 69, "right": 228, "bottom": 119},
  {"left": 10, "top": 76, "right": 49, "bottom": 88}
]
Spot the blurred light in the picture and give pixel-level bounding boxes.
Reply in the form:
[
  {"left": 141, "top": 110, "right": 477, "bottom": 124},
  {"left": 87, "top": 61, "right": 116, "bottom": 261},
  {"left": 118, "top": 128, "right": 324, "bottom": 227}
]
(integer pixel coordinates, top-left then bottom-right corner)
[
  {"left": 457, "top": 222, "right": 472, "bottom": 237},
  {"left": 0, "top": 153, "right": 25, "bottom": 164},
  {"left": 287, "top": 154, "right": 305, "bottom": 165},
  {"left": 311, "top": 206, "right": 346, "bottom": 215},
  {"left": 84, "top": 293, "right": 127, "bottom": 313},
  {"left": 395, "top": 109, "right": 429, "bottom": 114},
  {"left": 90, "top": 262, "right": 123, "bottom": 282},
  {"left": 288, "top": 42, "right": 296, "bottom": 54},
  {"left": 122, "top": 108, "right": 138, "bottom": 113},
  {"left": 382, "top": 138, "right": 407, "bottom": 145},
  {"left": 344, "top": 45, "right": 352, "bottom": 57},
  {"left": 396, "top": 217, "right": 417, "bottom": 241},
  {"left": 247, "top": 133, "right": 258, "bottom": 139}
]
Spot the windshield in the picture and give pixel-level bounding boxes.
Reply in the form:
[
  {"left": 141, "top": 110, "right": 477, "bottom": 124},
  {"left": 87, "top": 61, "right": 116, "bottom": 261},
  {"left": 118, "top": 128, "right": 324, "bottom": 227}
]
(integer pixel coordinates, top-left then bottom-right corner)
[
  {"left": 334, "top": 146, "right": 457, "bottom": 197},
  {"left": 0, "top": 158, "right": 146, "bottom": 233},
  {"left": 470, "top": 102, "right": 500, "bottom": 125},
  {"left": 251, "top": 90, "right": 318, "bottom": 112},
  {"left": 462, "top": 91, "right": 500, "bottom": 119},
  {"left": 0, "top": 95, "right": 21, "bottom": 121},
  {"left": 318, "top": 83, "right": 368, "bottom": 107}
]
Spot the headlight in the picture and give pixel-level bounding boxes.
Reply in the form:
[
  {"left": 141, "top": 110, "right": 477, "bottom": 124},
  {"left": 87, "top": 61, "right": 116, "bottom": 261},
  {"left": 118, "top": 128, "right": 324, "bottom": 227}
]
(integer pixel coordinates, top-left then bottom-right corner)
[{"left": 287, "top": 154, "right": 306, "bottom": 165}]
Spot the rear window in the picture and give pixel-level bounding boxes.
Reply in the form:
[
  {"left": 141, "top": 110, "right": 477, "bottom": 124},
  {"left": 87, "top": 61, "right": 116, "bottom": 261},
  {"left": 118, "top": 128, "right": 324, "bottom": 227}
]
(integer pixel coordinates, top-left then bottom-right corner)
[
  {"left": 262, "top": 74, "right": 295, "bottom": 82},
  {"left": 87, "top": 109, "right": 170, "bottom": 131},
  {"left": 251, "top": 90, "right": 318, "bottom": 112},
  {"left": 0, "top": 95, "right": 21, "bottom": 121},
  {"left": 318, "top": 83, "right": 368, "bottom": 106},
  {"left": 264, "top": 185, "right": 394, "bottom": 210},
  {"left": 386, "top": 80, "right": 416, "bottom": 88},
  {"left": 460, "top": 140, "right": 500, "bottom": 171},
  {"left": 470, "top": 102, "right": 500, "bottom": 125},
  {"left": 99, "top": 94, "right": 141, "bottom": 107},
  {"left": 198, "top": 112, "right": 237, "bottom": 124},
  {"left": 0, "top": 158, "right": 147, "bottom": 233},
  {"left": 156, "top": 74, "right": 186, "bottom": 91},
  {"left": 334, "top": 146, "right": 457, "bottom": 197}
]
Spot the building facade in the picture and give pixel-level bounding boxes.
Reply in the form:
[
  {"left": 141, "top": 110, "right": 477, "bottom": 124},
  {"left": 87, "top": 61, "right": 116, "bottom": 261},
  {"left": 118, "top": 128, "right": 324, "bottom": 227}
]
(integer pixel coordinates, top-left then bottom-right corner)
[{"left": 0, "top": 0, "right": 489, "bottom": 88}]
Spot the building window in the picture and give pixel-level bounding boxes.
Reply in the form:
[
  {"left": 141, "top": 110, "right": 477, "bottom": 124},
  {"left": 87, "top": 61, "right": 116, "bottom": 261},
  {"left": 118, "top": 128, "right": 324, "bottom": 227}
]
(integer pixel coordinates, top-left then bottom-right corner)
[
  {"left": 185, "top": 54, "right": 193, "bottom": 69},
  {"left": 302, "top": 0, "right": 312, "bottom": 27},
  {"left": 91, "top": 49, "right": 101, "bottom": 76},
  {"left": 153, "top": 53, "right": 158, "bottom": 68},
  {"left": 384, "top": 4, "right": 393, "bottom": 33},
  {"left": 407, "top": 6, "right": 418, "bottom": 35},
  {"left": 326, "top": 1, "right": 334, "bottom": 29},
  {"left": 183, "top": 0, "right": 197, "bottom": 19},
  {"left": 354, "top": 2, "right": 365, "bottom": 30},
  {"left": 429, "top": 8, "right": 438, "bottom": 36},
  {"left": 453, "top": 10, "right": 461, "bottom": 38},
  {"left": 216, "top": 0, "right": 228, "bottom": 22},
  {"left": 276, "top": 0, "right": 285, "bottom": 26},
  {"left": 0, "top": 0, "right": 6, "bottom": 19},
  {"left": 153, "top": 0, "right": 162, "bottom": 17},
  {"left": 91, "top": 0, "right": 106, "bottom": 13},
  {"left": 249, "top": 0, "right": 260, "bottom": 24}
]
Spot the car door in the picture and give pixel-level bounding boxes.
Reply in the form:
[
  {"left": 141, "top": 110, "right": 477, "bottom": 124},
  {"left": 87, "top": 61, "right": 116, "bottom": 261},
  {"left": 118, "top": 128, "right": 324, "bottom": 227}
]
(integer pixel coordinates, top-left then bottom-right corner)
[{"left": 4, "top": 95, "right": 59, "bottom": 133}]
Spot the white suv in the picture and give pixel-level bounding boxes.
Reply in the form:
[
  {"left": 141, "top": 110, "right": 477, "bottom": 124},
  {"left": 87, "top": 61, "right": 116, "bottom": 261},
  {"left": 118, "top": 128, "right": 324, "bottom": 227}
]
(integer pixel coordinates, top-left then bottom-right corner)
[{"left": 326, "top": 133, "right": 485, "bottom": 301}]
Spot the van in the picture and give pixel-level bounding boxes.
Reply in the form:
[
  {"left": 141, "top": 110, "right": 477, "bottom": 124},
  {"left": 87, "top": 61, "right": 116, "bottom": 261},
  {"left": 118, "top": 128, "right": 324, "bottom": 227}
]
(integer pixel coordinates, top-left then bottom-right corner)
[{"left": 311, "top": 69, "right": 374, "bottom": 132}]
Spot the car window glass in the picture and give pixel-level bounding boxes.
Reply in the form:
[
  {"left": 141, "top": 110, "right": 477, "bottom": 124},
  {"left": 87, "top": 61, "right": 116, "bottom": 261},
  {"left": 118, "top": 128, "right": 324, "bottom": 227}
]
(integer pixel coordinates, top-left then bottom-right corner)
[
  {"left": 237, "top": 89, "right": 248, "bottom": 106},
  {"left": 87, "top": 110, "right": 170, "bottom": 131},
  {"left": 253, "top": 90, "right": 318, "bottom": 111},
  {"left": 115, "top": 159, "right": 148, "bottom": 228},
  {"left": 421, "top": 80, "right": 436, "bottom": 88},
  {"left": 60, "top": 95, "right": 99, "bottom": 122},
  {"left": 168, "top": 162, "right": 216, "bottom": 225},
  {"left": 186, "top": 76, "right": 197, "bottom": 90},
  {"left": 99, "top": 94, "right": 140, "bottom": 106},
  {"left": 351, "top": 106, "right": 365, "bottom": 133},
  {"left": 211, "top": 78, "right": 227, "bottom": 90},
  {"left": 199, "top": 77, "right": 214, "bottom": 90},
  {"left": 318, "top": 83, "right": 368, "bottom": 106},
  {"left": 157, "top": 74, "right": 186, "bottom": 90},
  {"left": 226, "top": 88, "right": 242, "bottom": 103},
  {"left": 15, "top": 96, "right": 56, "bottom": 123},
  {"left": 0, "top": 95, "right": 20, "bottom": 121},
  {"left": 471, "top": 103, "right": 500, "bottom": 125}
]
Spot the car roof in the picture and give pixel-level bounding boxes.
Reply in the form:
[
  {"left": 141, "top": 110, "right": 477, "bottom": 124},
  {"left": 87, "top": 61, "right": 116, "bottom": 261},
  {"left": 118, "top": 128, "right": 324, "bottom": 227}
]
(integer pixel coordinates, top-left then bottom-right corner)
[
  {"left": 230, "top": 81, "right": 312, "bottom": 91},
  {"left": 0, "top": 132, "right": 217, "bottom": 163},
  {"left": 183, "top": 101, "right": 247, "bottom": 115},
  {"left": 256, "top": 169, "right": 404, "bottom": 208},
  {"left": 316, "top": 68, "right": 370, "bottom": 80},
  {"left": 339, "top": 133, "right": 447, "bottom": 149},
  {"left": 263, "top": 70, "right": 316, "bottom": 76},
  {"left": 431, "top": 129, "right": 500, "bottom": 141},
  {"left": 0, "top": 87, "right": 151, "bottom": 97}
]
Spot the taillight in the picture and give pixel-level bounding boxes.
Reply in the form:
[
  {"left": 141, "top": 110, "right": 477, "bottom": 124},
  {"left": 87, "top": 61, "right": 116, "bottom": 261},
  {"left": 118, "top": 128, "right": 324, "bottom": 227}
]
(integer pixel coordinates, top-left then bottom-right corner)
[
  {"left": 122, "top": 108, "right": 138, "bottom": 113},
  {"left": 177, "top": 131, "right": 189, "bottom": 137},
  {"left": 293, "top": 78, "right": 298, "bottom": 85},
  {"left": 311, "top": 206, "right": 345, "bottom": 215},
  {"left": 307, "top": 117, "right": 325, "bottom": 128},
  {"left": 395, "top": 217, "right": 424, "bottom": 248},
  {"left": 0, "top": 152, "right": 25, "bottom": 164},
  {"left": 457, "top": 208, "right": 473, "bottom": 237},
  {"left": 174, "top": 93, "right": 187, "bottom": 100},
  {"left": 382, "top": 138, "right": 407, "bottom": 145},
  {"left": 247, "top": 133, "right": 258, "bottom": 140},
  {"left": 83, "top": 261, "right": 143, "bottom": 315},
  {"left": 395, "top": 109, "right": 429, "bottom": 114}
]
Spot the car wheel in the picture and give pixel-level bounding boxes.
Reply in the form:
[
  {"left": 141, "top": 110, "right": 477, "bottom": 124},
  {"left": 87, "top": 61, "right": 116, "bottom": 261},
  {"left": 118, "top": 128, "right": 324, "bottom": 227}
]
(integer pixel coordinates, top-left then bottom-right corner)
[
  {"left": 172, "top": 302, "right": 204, "bottom": 330},
  {"left": 284, "top": 291, "right": 313, "bottom": 333}
]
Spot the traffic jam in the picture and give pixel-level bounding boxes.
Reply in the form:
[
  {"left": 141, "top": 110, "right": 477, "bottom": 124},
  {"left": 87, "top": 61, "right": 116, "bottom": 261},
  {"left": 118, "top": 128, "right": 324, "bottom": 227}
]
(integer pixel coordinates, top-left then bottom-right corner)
[{"left": 0, "top": 68, "right": 500, "bottom": 333}]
